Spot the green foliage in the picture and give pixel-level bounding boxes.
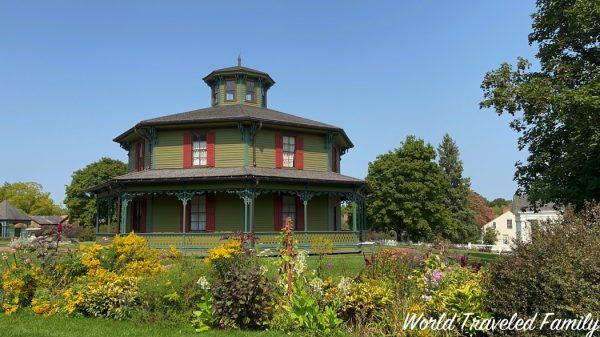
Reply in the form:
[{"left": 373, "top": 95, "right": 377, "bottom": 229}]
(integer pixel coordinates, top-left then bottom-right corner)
[
  {"left": 361, "top": 248, "right": 419, "bottom": 298},
  {"left": 366, "top": 135, "right": 456, "bottom": 241},
  {"left": 482, "top": 227, "right": 498, "bottom": 245},
  {"left": 337, "top": 279, "right": 393, "bottom": 324},
  {"left": 437, "top": 134, "right": 479, "bottom": 243},
  {"left": 191, "top": 293, "right": 215, "bottom": 332},
  {"left": 469, "top": 190, "right": 496, "bottom": 226},
  {"left": 480, "top": 0, "right": 600, "bottom": 209},
  {"left": 485, "top": 204, "right": 600, "bottom": 336},
  {"left": 0, "top": 182, "right": 63, "bottom": 215},
  {"left": 211, "top": 262, "right": 275, "bottom": 329},
  {"left": 277, "top": 283, "right": 343, "bottom": 335},
  {"left": 64, "top": 158, "right": 127, "bottom": 226},
  {"left": 488, "top": 198, "right": 512, "bottom": 216}
]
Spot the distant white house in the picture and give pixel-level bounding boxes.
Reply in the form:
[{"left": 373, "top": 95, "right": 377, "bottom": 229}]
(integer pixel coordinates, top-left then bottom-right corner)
[
  {"left": 512, "top": 194, "right": 561, "bottom": 242},
  {"left": 483, "top": 209, "right": 516, "bottom": 247}
]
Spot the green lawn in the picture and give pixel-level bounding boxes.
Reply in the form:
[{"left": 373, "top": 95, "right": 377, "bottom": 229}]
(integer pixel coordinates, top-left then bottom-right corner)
[{"left": 0, "top": 311, "right": 290, "bottom": 337}]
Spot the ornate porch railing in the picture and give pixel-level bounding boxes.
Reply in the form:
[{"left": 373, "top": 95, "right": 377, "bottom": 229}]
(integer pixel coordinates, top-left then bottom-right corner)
[{"left": 95, "top": 231, "right": 361, "bottom": 255}]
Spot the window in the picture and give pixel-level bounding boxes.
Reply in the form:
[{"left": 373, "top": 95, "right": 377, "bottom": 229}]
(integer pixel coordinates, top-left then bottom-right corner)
[
  {"left": 283, "top": 136, "right": 295, "bottom": 168},
  {"left": 211, "top": 84, "right": 219, "bottom": 104},
  {"left": 282, "top": 196, "right": 296, "bottom": 229},
  {"left": 502, "top": 234, "right": 509, "bottom": 244},
  {"left": 192, "top": 134, "right": 207, "bottom": 166},
  {"left": 225, "top": 80, "right": 236, "bottom": 101},
  {"left": 245, "top": 81, "right": 255, "bottom": 102},
  {"left": 492, "top": 222, "right": 496, "bottom": 229},
  {"left": 190, "top": 195, "right": 206, "bottom": 231},
  {"left": 507, "top": 219, "right": 513, "bottom": 229}
]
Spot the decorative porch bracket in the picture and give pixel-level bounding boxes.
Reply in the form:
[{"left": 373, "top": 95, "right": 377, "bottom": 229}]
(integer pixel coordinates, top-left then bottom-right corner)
[
  {"left": 234, "top": 189, "right": 259, "bottom": 233},
  {"left": 119, "top": 193, "right": 134, "bottom": 234},
  {"left": 296, "top": 191, "right": 314, "bottom": 232},
  {"left": 175, "top": 191, "right": 196, "bottom": 235}
]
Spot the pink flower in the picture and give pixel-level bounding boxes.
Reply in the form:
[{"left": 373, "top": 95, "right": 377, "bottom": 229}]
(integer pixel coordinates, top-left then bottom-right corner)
[
  {"left": 431, "top": 269, "right": 443, "bottom": 281},
  {"left": 102, "top": 236, "right": 109, "bottom": 241}
]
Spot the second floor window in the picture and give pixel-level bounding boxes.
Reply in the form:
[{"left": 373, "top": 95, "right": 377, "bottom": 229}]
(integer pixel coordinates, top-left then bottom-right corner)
[
  {"left": 245, "top": 81, "right": 255, "bottom": 102},
  {"left": 192, "top": 134, "right": 207, "bottom": 166},
  {"left": 507, "top": 219, "right": 513, "bottom": 229},
  {"left": 190, "top": 195, "right": 206, "bottom": 231},
  {"left": 225, "top": 80, "right": 236, "bottom": 101},
  {"left": 283, "top": 136, "right": 295, "bottom": 167},
  {"left": 282, "top": 196, "right": 296, "bottom": 229}
]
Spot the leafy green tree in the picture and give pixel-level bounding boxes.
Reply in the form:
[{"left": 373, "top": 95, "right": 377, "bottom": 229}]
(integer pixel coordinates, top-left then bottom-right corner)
[
  {"left": 366, "top": 136, "right": 455, "bottom": 241},
  {"left": 480, "top": 0, "right": 600, "bottom": 210},
  {"left": 64, "top": 158, "right": 127, "bottom": 226},
  {"left": 0, "top": 182, "right": 63, "bottom": 215},
  {"left": 482, "top": 227, "right": 498, "bottom": 245},
  {"left": 488, "top": 198, "right": 512, "bottom": 216},
  {"left": 437, "top": 134, "right": 479, "bottom": 243}
]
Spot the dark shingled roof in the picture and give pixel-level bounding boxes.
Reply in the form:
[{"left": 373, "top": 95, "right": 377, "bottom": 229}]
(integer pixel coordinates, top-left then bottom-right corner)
[
  {"left": 202, "top": 65, "right": 275, "bottom": 85},
  {"left": 0, "top": 200, "right": 31, "bottom": 221},
  {"left": 29, "top": 215, "right": 69, "bottom": 225},
  {"left": 91, "top": 167, "right": 363, "bottom": 191},
  {"left": 512, "top": 194, "right": 558, "bottom": 212},
  {"left": 114, "top": 105, "right": 353, "bottom": 147}
]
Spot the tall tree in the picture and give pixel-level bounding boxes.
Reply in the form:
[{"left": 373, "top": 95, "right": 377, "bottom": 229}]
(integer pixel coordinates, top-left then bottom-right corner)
[
  {"left": 64, "top": 158, "right": 127, "bottom": 226},
  {"left": 0, "top": 182, "right": 63, "bottom": 215},
  {"left": 480, "top": 0, "right": 600, "bottom": 209},
  {"left": 437, "top": 134, "right": 479, "bottom": 242},
  {"left": 366, "top": 136, "right": 455, "bottom": 241},
  {"left": 469, "top": 191, "right": 496, "bottom": 226},
  {"left": 488, "top": 198, "right": 512, "bottom": 216}
]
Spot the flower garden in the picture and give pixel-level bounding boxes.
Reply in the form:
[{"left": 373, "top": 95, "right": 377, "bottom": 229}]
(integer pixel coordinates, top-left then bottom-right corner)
[{"left": 1, "top": 208, "right": 599, "bottom": 337}]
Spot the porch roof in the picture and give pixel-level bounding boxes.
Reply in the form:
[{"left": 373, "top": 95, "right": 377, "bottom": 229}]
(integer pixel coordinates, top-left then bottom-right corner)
[
  {"left": 0, "top": 200, "right": 30, "bottom": 222},
  {"left": 90, "top": 167, "right": 364, "bottom": 192}
]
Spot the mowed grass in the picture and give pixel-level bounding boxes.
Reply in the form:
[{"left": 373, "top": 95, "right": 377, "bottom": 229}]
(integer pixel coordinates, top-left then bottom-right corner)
[{"left": 0, "top": 310, "right": 290, "bottom": 337}]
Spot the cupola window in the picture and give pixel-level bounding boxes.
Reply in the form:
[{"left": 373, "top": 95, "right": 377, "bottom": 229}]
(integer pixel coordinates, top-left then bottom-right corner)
[
  {"left": 192, "top": 134, "right": 207, "bottom": 166},
  {"left": 283, "top": 136, "right": 296, "bottom": 168},
  {"left": 245, "top": 81, "right": 255, "bottom": 102},
  {"left": 225, "top": 80, "right": 236, "bottom": 101},
  {"left": 211, "top": 85, "right": 219, "bottom": 104}
]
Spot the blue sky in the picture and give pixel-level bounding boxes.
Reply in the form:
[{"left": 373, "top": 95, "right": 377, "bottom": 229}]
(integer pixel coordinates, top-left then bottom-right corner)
[{"left": 0, "top": 1, "right": 536, "bottom": 205}]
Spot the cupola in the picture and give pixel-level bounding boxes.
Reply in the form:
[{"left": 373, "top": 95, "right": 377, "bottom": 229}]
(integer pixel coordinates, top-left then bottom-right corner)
[{"left": 202, "top": 57, "right": 275, "bottom": 108}]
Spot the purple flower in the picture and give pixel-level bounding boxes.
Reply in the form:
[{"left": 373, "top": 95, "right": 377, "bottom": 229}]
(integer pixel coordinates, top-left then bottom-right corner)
[
  {"left": 431, "top": 269, "right": 443, "bottom": 281},
  {"left": 102, "top": 236, "right": 108, "bottom": 241}
]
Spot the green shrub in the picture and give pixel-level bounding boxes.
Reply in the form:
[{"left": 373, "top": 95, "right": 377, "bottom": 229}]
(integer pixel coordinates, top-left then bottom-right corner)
[
  {"left": 211, "top": 261, "right": 275, "bottom": 329},
  {"left": 337, "top": 279, "right": 393, "bottom": 324},
  {"left": 485, "top": 204, "right": 600, "bottom": 336},
  {"left": 362, "top": 248, "right": 420, "bottom": 297},
  {"left": 482, "top": 227, "right": 497, "bottom": 245},
  {"left": 133, "top": 260, "right": 207, "bottom": 325}
]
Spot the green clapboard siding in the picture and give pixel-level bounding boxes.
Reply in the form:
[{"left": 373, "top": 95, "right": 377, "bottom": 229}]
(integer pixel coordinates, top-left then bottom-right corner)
[
  {"left": 255, "top": 129, "right": 276, "bottom": 168},
  {"left": 154, "top": 130, "right": 184, "bottom": 169},
  {"left": 152, "top": 195, "right": 181, "bottom": 232},
  {"left": 303, "top": 134, "right": 327, "bottom": 171},
  {"left": 215, "top": 193, "right": 243, "bottom": 232},
  {"left": 307, "top": 196, "right": 329, "bottom": 231},
  {"left": 215, "top": 129, "right": 244, "bottom": 167},
  {"left": 254, "top": 194, "right": 275, "bottom": 231}
]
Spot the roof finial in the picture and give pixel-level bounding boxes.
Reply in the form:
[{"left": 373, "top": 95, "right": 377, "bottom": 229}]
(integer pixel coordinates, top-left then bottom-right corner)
[{"left": 237, "top": 54, "right": 242, "bottom": 67}]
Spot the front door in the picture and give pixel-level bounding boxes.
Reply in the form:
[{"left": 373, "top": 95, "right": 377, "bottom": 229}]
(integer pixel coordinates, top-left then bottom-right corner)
[{"left": 130, "top": 197, "right": 147, "bottom": 233}]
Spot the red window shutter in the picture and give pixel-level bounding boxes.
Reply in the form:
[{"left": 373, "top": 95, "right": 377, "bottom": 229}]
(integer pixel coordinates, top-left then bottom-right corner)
[
  {"left": 206, "top": 131, "right": 216, "bottom": 167},
  {"left": 183, "top": 132, "right": 192, "bottom": 168},
  {"left": 295, "top": 135, "right": 304, "bottom": 170},
  {"left": 275, "top": 133, "right": 283, "bottom": 168},
  {"left": 206, "top": 193, "right": 216, "bottom": 232},
  {"left": 139, "top": 197, "right": 147, "bottom": 233},
  {"left": 295, "top": 197, "right": 304, "bottom": 231},
  {"left": 274, "top": 195, "right": 283, "bottom": 230}
]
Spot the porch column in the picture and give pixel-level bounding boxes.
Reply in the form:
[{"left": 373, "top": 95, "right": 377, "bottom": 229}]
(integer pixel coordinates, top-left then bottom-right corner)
[
  {"left": 95, "top": 200, "right": 100, "bottom": 235},
  {"left": 176, "top": 192, "right": 195, "bottom": 246},
  {"left": 119, "top": 194, "right": 133, "bottom": 234},
  {"left": 298, "top": 191, "right": 313, "bottom": 232},
  {"left": 107, "top": 198, "right": 113, "bottom": 234},
  {"left": 351, "top": 201, "right": 358, "bottom": 232}
]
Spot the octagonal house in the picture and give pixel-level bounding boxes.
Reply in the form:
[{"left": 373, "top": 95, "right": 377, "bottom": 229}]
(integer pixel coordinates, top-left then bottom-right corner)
[{"left": 91, "top": 62, "right": 367, "bottom": 253}]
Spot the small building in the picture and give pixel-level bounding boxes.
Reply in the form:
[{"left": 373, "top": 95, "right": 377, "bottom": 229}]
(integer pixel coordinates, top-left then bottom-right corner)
[
  {"left": 90, "top": 61, "right": 368, "bottom": 253},
  {"left": 0, "top": 200, "right": 31, "bottom": 238},
  {"left": 29, "top": 215, "right": 69, "bottom": 233},
  {"left": 483, "top": 209, "right": 516, "bottom": 245},
  {"left": 512, "top": 194, "right": 561, "bottom": 242}
]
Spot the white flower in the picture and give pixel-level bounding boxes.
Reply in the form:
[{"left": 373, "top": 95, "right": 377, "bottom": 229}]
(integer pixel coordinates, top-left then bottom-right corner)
[
  {"left": 259, "top": 265, "right": 269, "bottom": 276},
  {"left": 294, "top": 250, "right": 307, "bottom": 276},
  {"left": 196, "top": 276, "right": 210, "bottom": 291},
  {"left": 309, "top": 277, "right": 324, "bottom": 295},
  {"left": 337, "top": 277, "right": 353, "bottom": 296}
]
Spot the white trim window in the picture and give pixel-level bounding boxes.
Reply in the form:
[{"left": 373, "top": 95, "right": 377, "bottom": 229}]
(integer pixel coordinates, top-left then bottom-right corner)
[
  {"left": 192, "top": 135, "right": 207, "bottom": 166},
  {"left": 282, "top": 196, "right": 296, "bottom": 229},
  {"left": 190, "top": 195, "right": 207, "bottom": 231},
  {"left": 245, "top": 81, "right": 255, "bottom": 102},
  {"left": 225, "top": 80, "right": 236, "bottom": 101},
  {"left": 283, "top": 136, "right": 295, "bottom": 168}
]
